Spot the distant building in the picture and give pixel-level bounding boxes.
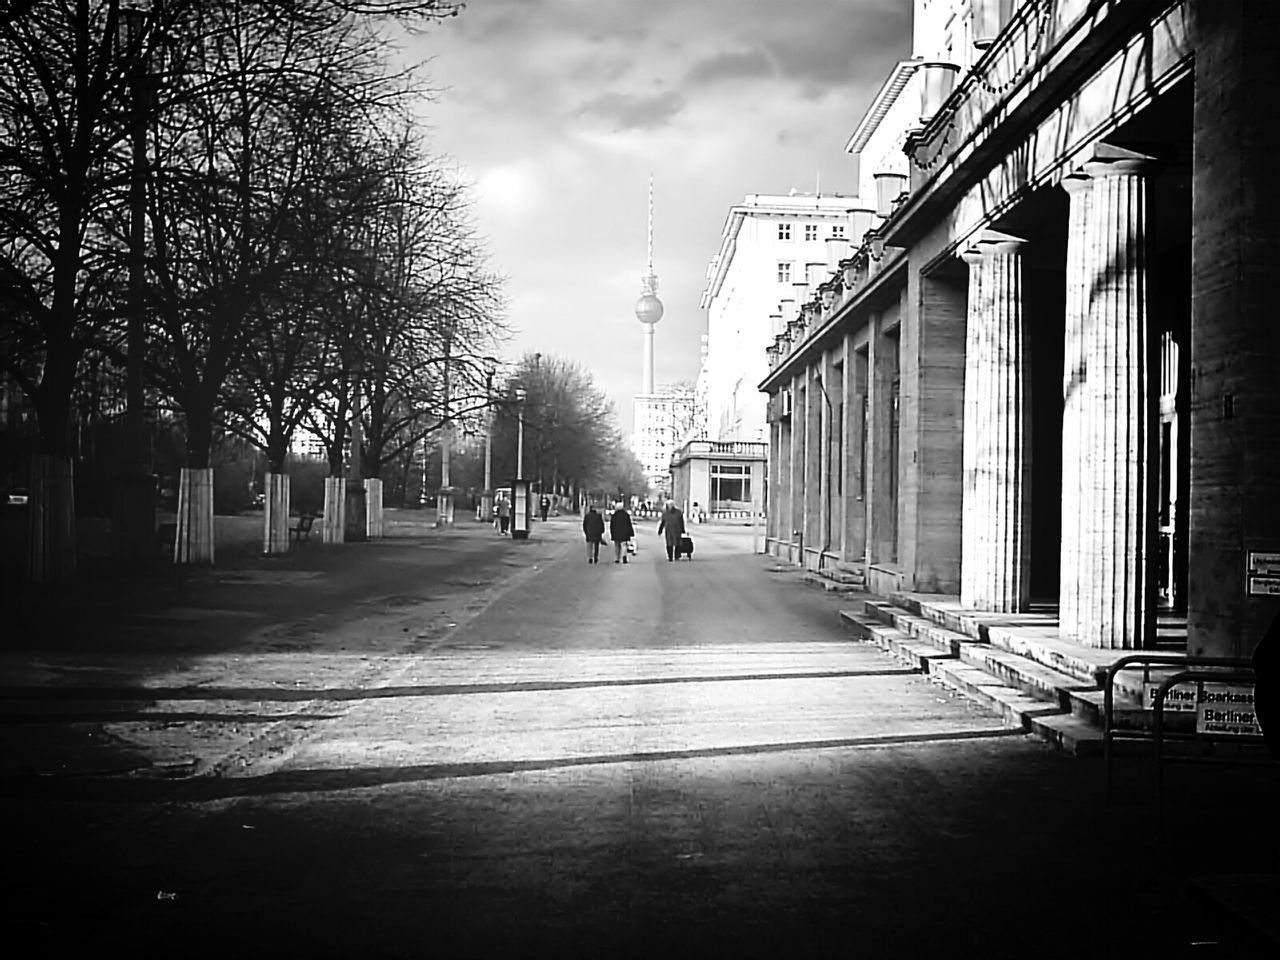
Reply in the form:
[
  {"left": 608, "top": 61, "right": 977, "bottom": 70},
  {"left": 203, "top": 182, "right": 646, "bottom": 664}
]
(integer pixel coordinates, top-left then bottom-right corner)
[{"left": 699, "top": 193, "right": 858, "bottom": 444}]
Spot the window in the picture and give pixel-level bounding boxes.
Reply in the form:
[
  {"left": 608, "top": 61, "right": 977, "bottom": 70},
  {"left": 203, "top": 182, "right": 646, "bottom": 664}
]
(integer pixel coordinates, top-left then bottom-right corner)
[
  {"left": 804, "top": 223, "right": 819, "bottom": 241},
  {"left": 831, "top": 224, "right": 845, "bottom": 238},
  {"left": 777, "top": 222, "right": 792, "bottom": 241},
  {"left": 711, "top": 463, "right": 751, "bottom": 506},
  {"left": 777, "top": 262, "right": 792, "bottom": 283}
]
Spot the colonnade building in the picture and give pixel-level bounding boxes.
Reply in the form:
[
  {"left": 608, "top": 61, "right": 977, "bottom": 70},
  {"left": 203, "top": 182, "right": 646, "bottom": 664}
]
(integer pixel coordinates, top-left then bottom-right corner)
[{"left": 760, "top": 0, "right": 1279, "bottom": 659}]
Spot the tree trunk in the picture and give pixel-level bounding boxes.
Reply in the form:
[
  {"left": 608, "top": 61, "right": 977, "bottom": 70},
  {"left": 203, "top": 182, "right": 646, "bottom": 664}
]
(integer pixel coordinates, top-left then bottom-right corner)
[
  {"left": 175, "top": 467, "right": 215, "bottom": 564},
  {"left": 322, "top": 475, "right": 345, "bottom": 543},
  {"left": 28, "top": 454, "right": 77, "bottom": 583},
  {"left": 176, "top": 404, "right": 216, "bottom": 563},
  {"left": 263, "top": 471, "right": 290, "bottom": 554}
]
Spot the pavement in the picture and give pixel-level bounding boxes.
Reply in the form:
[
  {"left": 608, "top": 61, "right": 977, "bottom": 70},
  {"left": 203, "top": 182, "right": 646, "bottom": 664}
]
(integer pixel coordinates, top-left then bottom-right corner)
[{"left": 1, "top": 511, "right": 1278, "bottom": 958}]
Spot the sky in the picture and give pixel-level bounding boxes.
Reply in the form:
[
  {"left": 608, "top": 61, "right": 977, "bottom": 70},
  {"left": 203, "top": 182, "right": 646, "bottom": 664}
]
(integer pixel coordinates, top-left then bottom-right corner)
[{"left": 399, "top": 0, "right": 912, "bottom": 434}]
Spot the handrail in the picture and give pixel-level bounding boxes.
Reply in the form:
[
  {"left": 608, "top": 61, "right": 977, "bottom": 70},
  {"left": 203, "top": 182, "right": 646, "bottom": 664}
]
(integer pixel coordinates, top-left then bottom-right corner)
[
  {"left": 1152, "top": 669, "right": 1266, "bottom": 836},
  {"left": 1103, "top": 653, "right": 1253, "bottom": 803}
]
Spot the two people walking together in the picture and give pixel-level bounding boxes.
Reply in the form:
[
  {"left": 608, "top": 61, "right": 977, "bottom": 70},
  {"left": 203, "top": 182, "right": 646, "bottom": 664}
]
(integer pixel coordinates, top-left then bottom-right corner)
[{"left": 582, "top": 503, "right": 636, "bottom": 563}]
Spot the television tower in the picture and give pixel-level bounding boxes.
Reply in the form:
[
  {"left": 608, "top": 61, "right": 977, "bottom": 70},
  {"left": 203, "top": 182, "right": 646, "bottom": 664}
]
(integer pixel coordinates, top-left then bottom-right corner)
[{"left": 634, "top": 175, "right": 664, "bottom": 394}]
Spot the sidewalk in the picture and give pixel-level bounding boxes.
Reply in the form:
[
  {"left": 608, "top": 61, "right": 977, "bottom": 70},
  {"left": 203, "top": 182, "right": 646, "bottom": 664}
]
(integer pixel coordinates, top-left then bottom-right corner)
[{"left": 1, "top": 511, "right": 574, "bottom": 778}]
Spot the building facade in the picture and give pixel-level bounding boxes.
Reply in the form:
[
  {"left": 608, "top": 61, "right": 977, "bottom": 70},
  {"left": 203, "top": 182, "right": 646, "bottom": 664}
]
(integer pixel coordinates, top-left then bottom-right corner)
[
  {"left": 760, "top": 0, "right": 1279, "bottom": 659},
  {"left": 700, "top": 194, "right": 857, "bottom": 444},
  {"left": 634, "top": 387, "right": 696, "bottom": 497}
]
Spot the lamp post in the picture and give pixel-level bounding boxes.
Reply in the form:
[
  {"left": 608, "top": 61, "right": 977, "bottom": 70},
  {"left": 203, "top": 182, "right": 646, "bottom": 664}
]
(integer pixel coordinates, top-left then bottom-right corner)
[
  {"left": 344, "top": 358, "right": 367, "bottom": 541},
  {"left": 480, "top": 363, "right": 494, "bottom": 522},
  {"left": 111, "top": 0, "right": 155, "bottom": 562},
  {"left": 436, "top": 330, "right": 455, "bottom": 527},
  {"left": 512, "top": 386, "right": 530, "bottom": 539}
]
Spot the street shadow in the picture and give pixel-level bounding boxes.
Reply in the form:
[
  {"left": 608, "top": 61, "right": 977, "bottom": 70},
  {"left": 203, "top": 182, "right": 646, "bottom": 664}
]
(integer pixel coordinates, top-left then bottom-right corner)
[
  {"left": 0, "top": 727, "right": 1027, "bottom": 804},
  {"left": 0, "top": 667, "right": 921, "bottom": 705}
]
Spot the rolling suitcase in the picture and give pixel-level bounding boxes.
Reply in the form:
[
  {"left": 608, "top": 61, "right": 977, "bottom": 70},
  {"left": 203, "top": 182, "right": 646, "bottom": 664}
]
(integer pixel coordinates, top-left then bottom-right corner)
[{"left": 677, "top": 534, "right": 694, "bottom": 559}]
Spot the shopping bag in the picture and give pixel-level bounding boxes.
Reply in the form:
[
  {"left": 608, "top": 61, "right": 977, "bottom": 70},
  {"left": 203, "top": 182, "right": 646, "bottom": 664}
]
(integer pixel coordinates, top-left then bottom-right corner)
[{"left": 626, "top": 539, "right": 637, "bottom": 556}]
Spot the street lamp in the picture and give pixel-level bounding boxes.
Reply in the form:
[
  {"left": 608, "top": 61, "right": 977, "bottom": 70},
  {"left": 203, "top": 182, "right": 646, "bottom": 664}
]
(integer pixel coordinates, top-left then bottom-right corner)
[
  {"left": 436, "top": 329, "right": 455, "bottom": 527},
  {"left": 515, "top": 386, "right": 527, "bottom": 478},
  {"left": 480, "top": 362, "right": 495, "bottom": 522},
  {"left": 111, "top": 0, "right": 155, "bottom": 562},
  {"left": 512, "top": 386, "right": 530, "bottom": 539}
]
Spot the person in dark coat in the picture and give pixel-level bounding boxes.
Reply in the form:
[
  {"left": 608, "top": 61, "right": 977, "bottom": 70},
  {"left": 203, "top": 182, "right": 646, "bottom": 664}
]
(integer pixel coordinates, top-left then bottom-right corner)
[
  {"left": 657, "top": 500, "right": 685, "bottom": 562},
  {"left": 582, "top": 504, "right": 606, "bottom": 563},
  {"left": 609, "top": 502, "right": 635, "bottom": 564}
]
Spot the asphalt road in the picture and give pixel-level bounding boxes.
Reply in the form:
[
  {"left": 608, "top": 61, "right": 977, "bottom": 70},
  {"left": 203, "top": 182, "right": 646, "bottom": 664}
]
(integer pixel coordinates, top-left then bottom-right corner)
[{"left": 3, "top": 516, "right": 1277, "bottom": 958}]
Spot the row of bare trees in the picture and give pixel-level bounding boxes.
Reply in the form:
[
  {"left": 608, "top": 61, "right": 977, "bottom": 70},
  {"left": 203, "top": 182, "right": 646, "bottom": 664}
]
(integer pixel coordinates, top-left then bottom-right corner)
[
  {"left": 489, "top": 353, "right": 650, "bottom": 508},
  {"left": 0, "top": 0, "right": 503, "bottom": 577}
]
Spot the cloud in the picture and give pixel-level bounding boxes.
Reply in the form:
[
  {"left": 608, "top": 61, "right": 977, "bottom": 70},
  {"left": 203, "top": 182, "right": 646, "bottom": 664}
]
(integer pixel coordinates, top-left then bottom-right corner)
[
  {"left": 685, "top": 48, "right": 775, "bottom": 86},
  {"left": 574, "top": 89, "right": 687, "bottom": 131}
]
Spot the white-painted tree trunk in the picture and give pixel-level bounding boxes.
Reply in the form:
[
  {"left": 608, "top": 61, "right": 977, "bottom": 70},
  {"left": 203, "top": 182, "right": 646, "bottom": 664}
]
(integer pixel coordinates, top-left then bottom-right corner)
[
  {"left": 365, "top": 478, "right": 384, "bottom": 537},
  {"left": 322, "top": 476, "right": 345, "bottom": 544},
  {"left": 175, "top": 467, "right": 215, "bottom": 564},
  {"left": 263, "top": 472, "right": 291, "bottom": 554},
  {"left": 28, "top": 454, "right": 77, "bottom": 583}
]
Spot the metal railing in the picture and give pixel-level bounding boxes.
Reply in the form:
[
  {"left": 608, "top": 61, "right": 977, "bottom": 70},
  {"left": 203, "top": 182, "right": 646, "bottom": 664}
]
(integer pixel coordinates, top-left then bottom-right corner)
[
  {"left": 1103, "top": 653, "right": 1255, "bottom": 803},
  {"left": 1152, "top": 668, "right": 1271, "bottom": 835}
]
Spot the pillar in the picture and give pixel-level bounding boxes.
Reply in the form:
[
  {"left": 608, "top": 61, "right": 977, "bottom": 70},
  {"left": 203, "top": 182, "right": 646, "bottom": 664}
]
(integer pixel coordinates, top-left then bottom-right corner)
[
  {"left": 1079, "top": 149, "right": 1156, "bottom": 649},
  {"left": 1187, "top": 0, "right": 1280, "bottom": 658},
  {"left": 961, "top": 234, "right": 1031, "bottom": 612},
  {"left": 1058, "top": 173, "right": 1093, "bottom": 640}
]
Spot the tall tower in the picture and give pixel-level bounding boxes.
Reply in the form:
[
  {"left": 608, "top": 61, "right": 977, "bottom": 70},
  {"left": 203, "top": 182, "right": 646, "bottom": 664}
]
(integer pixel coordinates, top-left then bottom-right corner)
[{"left": 634, "top": 174, "right": 664, "bottom": 394}]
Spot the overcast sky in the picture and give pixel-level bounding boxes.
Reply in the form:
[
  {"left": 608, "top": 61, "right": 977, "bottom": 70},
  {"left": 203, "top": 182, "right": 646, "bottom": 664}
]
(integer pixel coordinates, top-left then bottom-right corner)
[{"left": 400, "top": 0, "right": 911, "bottom": 434}]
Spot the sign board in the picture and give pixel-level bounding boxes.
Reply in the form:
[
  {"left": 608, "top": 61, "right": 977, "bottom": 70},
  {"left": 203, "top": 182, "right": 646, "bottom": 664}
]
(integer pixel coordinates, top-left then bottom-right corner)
[
  {"left": 1196, "top": 684, "right": 1262, "bottom": 737},
  {"left": 1247, "top": 576, "right": 1280, "bottom": 597},
  {"left": 1247, "top": 551, "right": 1280, "bottom": 575},
  {"left": 1147, "top": 682, "right": 1263, "bottom": 736},
  {"left": 1146, "top": 683, "right": 1198, "bottom": 713}
]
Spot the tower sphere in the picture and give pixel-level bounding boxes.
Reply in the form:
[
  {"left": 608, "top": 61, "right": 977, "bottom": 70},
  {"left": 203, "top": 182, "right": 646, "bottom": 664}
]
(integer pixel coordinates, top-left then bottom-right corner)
[{"left": 635, "top": 292, "right": 664, "bottom": 326}]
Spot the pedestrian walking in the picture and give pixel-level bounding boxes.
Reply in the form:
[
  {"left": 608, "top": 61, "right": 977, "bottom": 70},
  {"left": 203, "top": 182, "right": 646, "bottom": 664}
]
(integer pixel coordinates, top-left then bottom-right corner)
[
  {"left": 657, "top": 500, "right": 685, "bottom": 562},
  {"left": 497, "top": 495, "right": 511, "bottom": 535},
  {"left": 539, "top": 495, "right": 550, "bottom": 522},
  {"left": 582, "top": 504, "right": 606, "bottom": 563},
  {"left": 609, "top": 501, "right": 635, "bottom": 564}
]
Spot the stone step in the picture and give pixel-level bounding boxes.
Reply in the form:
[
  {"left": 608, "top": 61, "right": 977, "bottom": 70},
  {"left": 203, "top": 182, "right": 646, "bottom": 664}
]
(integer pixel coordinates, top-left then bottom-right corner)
[
  {"left": 887, "top": 592, "right": 1108, "bottom": 688},
  {"left": 843, "top": 600, "right": 1106, "bottom": 758},
  {"left": 1026, "top": 713, "right": 1104, "bottom": 757},
  {"left": 802, "top": 573, "right": 864, "bottom": 594},
  {"left": 957, "top": 644, "right": 1096, "bottom": 709},
  {"left": 863, "top": 600, "right": 976, "bottom": 658},
  {"left": 838, "top": 612, "right": 950, "bottom": 669},
  {"left": 928, "top": 660, "right": 1063, "bottom": 729},
  {"left": 821, "top": 569, "right": 866, "bottom": 585}
]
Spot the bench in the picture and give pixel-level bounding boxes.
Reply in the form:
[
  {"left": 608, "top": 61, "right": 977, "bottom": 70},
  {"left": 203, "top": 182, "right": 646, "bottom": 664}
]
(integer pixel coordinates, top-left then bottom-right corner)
[{"left": 290, "top": 514, "right": 316, "bottom": 544}]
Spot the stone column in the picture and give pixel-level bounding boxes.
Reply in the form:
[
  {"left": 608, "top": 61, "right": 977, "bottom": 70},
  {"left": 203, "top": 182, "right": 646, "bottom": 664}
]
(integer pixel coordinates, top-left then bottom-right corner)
[
  {"left": 961, "top": 234, "right": 1031, "bottom": 612},
  {"left": 1058, "top": 173, "right": 1093, "bottom": 641},
  {"left": 1079, "top": 151, "right": 1156, "bottom": 649},
  {"left": 960, "top": 246, "right": 985, "bottom": 609},
  {"left": 789, "top": 374, "right": 804, "bottom": 563},
  {"left": 984, "top": 232, "right": 1032, "bottom": 613}
]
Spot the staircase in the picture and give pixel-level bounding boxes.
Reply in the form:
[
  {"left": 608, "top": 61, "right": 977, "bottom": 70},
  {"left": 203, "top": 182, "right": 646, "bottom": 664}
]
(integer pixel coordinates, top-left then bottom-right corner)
[
  {"left": 802, "top": 560, "right": 867, "bottom": 594},
  {"left": 838, "top": 593, "right": 1141, "bottom": 756}
]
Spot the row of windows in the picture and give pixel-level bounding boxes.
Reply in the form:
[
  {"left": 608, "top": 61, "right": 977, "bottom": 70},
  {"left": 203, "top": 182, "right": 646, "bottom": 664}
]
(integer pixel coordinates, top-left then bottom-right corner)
[{"left": 777, "top": 223, "right": 846, "bottom": 242}]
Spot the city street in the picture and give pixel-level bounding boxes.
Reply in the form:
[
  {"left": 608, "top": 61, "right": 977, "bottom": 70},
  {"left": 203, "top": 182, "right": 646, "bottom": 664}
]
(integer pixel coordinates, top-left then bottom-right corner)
[{"left": 3, "top": 517, "right": 1276, "bottom": 958}]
